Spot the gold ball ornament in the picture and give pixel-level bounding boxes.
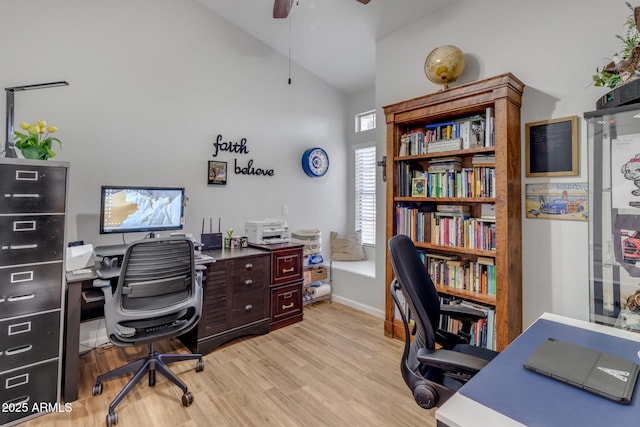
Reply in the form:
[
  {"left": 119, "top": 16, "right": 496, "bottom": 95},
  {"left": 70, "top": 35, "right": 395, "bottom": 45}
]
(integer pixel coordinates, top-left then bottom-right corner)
[{"left": 424, "top": 45, "right": 465, "bottom": 89}]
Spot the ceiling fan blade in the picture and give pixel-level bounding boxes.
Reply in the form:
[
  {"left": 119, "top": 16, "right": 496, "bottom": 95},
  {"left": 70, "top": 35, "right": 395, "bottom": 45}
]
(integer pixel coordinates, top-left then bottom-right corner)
[
  {"left": 273, "top": 0, "right": 294, "bottom": 19},
  {"left": 356, "top": 0, "right": 371, "bottom": 4}
]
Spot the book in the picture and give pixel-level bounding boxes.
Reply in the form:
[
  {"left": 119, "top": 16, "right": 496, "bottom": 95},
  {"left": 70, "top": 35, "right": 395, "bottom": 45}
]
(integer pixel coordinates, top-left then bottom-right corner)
[{"left": 427, "top": 138, "right": 463, "bottom": 153}]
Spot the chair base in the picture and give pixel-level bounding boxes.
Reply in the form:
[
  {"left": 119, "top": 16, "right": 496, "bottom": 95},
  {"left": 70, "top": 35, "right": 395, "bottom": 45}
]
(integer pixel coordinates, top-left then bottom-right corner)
[{"left": 93, "top": 342, "right": 203, "bottom": 426}]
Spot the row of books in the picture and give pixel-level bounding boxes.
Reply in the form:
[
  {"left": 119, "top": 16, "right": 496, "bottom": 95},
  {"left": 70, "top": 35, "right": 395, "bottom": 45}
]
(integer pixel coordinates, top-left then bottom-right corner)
[
  {"left": 422, "top": 252, "right": 497, "bottom": 296},
  {"left": 440, "top": 297, "right": 496, "bottom": 349},
  {"left": 395, "top": 206, "right": 497, "bottom": 251},
  {"left": 398, "top": 109, "right": 493, "bottom": 156},
  {"left": 398, "top": 161, "right": 496, "bottom": 198}
]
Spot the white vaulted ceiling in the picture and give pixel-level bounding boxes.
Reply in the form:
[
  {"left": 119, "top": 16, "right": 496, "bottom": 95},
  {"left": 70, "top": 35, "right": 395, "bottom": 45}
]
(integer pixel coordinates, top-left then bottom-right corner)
[{"left": 195, "top": 0, "right": 452, "bottom": 94}]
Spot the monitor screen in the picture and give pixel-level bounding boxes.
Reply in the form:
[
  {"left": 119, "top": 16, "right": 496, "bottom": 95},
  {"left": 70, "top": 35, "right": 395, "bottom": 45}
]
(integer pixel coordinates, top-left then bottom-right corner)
[{"left": 99, "top": 186, "right": 185, "bottom": 235}]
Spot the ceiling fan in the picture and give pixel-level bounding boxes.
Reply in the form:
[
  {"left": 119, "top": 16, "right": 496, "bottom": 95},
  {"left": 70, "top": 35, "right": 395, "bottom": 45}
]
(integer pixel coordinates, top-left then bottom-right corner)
[{"left": 273, "top": 0, "right": 371, "bottom": 19}]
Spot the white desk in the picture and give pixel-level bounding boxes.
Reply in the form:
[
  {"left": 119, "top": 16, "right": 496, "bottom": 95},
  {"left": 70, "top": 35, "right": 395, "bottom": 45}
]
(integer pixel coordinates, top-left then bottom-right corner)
[{"left": 435, "top": 313, "right": 640, "bottom": 427}]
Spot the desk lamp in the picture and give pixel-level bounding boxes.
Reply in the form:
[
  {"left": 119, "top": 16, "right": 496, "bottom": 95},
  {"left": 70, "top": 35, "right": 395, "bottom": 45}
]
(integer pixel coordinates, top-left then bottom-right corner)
[{"left": 4, "top": 81, "right": 69, "bottom": 158}]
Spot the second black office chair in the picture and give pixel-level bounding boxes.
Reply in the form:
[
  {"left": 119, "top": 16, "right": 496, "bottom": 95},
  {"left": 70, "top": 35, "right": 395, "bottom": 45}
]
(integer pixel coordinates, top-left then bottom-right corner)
[
  {"left": 388, "top": 234, "right": 498, "bottom": 409},
  {"left": 92, "top": 237, "right": 205, "bottom": 427}
]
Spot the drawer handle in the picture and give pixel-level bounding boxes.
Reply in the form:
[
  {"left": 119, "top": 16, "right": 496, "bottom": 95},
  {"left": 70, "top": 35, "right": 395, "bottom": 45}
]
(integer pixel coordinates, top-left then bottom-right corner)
[
  {"left": 4, "top": 395, "right": 30, "bottom": 405},
  {"left": 7, "top": 294, "right": 36, "bottom": 302},
  {"left": 245, "top": 279, "right": 253, "bottom": 286},
  {"left": 245, "top": 263, "right": 253, "bottom": 270},
  {"left": 245, "top": 304, "right": 253, "bottom": 311},
  {"left": 5, "top": 193, "right": 41, "bottom": 198},
  {"left": 5, "top": 344, "right": 33, "bottom": 356},
  {"left": 282, "top": 302, "right": 294, "bottom": 310},
  {"left": 281, "top": 267, "right": 294, "bottom": 273},
  {"left": 2, "top": 244, "right": 38, "bottom": 251}
]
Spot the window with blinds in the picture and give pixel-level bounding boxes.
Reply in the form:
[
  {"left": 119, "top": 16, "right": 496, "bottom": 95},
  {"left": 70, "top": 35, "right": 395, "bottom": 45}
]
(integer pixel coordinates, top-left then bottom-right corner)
[{"left": 355, "top": 145, "right": 376, "bottom": 245}]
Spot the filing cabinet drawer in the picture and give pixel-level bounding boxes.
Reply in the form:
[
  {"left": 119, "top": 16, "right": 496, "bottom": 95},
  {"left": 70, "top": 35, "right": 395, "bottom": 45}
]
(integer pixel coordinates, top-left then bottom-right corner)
[
  {"left": 0, "top": 359, "right": 59, "bottom": 426},
  {"left": 270, "top": 281, "right": 303, "bottom": 322},
  {"left": 272, "top": 248, "right": 303, "bottom": 285},
  {"left": 0, "top": 263, "right": 62, "bottom": 319},
  {"left": 0, "top": 311, "right": 60, "bottom": 372},
  {"left": 0, "top": 163, "right": 66, "bottom": 214},
  {"left": 229, "top": 288, "right": 269, "bottom": 328},
  {"left": 0, "top": 215, "right": 65, "bottom": 266}
]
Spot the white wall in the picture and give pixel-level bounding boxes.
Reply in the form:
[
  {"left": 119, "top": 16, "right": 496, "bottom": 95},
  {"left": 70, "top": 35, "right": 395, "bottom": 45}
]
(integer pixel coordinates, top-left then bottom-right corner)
[
  {"left": 0, "top": 0, "right": 348, "bottom": 256},
  {"left": 375, "top": 0, "right": 626, "bottom": 327}
]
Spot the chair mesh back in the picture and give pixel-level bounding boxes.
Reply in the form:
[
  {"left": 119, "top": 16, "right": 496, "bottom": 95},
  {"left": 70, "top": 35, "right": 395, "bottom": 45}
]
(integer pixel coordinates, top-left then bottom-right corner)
[
  {"left": 388, "top": 234, "right": 440, "bottom": 350},
  {"left": 119, "top": 238, "right": 194, "bottom": 311}
]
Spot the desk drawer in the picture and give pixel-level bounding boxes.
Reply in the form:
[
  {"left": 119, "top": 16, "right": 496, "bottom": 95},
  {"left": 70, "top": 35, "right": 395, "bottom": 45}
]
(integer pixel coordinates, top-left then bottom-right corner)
[
  {"left": 272, "top": 248, "right": 302, "bottom": 285},
  {"left": 0, "top": 263, "right": 62, "bottom": 319},
  {"left": 229, "top": 288, "right": 269, "bottom": 328},
  {"left": 0, "top": 311, "right": 60, "bottom": 372},
  {"left": 0, "top": 215, "right": 65, "bottom": 266},
  {"left": 0, "top": 359, "right": 59, "bottom": 426},
  {"left": 0, "top": 164, "right": 66, "bottom": 214},
  {"left": 270, "top": 281, "right": 303, "bottom": 322}
]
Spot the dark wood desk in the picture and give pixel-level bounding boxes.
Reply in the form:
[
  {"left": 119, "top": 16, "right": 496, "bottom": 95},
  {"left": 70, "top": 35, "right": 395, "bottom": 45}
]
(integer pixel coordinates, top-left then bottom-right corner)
[{"left": 62, "top": 246, "right": 304, "bottom": 403}]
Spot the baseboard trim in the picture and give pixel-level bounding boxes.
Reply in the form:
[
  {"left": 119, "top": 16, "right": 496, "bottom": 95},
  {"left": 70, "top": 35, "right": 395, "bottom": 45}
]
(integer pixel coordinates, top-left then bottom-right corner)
[{"left": 330, "top": 295, "right": 384, "bottom": 319}]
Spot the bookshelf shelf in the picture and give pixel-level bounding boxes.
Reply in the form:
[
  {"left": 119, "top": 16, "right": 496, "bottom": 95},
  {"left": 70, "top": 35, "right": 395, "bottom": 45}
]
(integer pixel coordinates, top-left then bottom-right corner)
[
  {"left": 434, "top": 285, "right": 497, "bottom": 305},
  {"left": 383, "top": 73, "right": 524, "bottom": 351},
  {"left": 414, "top": 242, "right": 495, "bottom": 257}
]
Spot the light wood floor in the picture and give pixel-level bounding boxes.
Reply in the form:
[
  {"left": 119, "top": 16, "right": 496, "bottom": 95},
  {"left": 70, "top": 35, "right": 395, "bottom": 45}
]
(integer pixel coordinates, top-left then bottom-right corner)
[{"left": 24, "top": 302, "right": 436, "bottom": 427}]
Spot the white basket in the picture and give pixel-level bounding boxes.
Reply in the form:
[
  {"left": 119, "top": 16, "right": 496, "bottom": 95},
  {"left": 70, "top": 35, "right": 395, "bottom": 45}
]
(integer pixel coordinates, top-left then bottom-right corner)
[{"left": 292, "top": 229, "right": 322, "bottom": 256}]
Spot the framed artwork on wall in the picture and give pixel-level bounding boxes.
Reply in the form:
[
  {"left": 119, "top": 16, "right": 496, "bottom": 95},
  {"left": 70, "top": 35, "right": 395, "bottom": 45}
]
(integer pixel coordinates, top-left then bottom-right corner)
[
  {"left": 526, "top": 116, "right": 579, "bottom": 177},
  {"left": 208, "top": 161, "right": 227, "bottom": 185}
]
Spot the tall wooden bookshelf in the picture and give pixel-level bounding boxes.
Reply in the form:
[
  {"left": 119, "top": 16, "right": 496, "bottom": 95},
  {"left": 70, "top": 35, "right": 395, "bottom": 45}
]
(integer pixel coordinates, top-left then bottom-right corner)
[{"left": 383, "top": 73, "right": 524, "bottom": 351}]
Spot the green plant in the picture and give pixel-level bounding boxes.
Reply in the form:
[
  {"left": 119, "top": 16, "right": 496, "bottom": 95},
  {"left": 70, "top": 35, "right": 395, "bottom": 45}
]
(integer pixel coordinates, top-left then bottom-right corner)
[
  {"left": 593, "top": 2, "right": 640, "bottom": 89},
  {"left": 14, "top": 120, "right": 62, "bottom": 160}
]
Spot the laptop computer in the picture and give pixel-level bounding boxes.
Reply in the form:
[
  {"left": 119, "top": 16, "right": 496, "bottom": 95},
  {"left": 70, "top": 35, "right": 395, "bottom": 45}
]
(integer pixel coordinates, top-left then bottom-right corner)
[{"left": 523, "top": 337, "right": 640, "bottom": 404}]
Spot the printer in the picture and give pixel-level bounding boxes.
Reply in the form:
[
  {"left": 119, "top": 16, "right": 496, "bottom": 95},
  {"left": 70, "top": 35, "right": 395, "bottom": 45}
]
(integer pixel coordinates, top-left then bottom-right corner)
[{"left": 245, "top": 219, "right": 290, "bottom": 244}]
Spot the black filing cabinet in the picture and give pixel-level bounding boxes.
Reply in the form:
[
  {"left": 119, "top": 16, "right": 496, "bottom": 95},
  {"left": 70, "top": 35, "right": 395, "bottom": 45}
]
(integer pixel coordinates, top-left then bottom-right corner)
[{"left": 0, "top": 158, "right": 68, "bottom": 426}]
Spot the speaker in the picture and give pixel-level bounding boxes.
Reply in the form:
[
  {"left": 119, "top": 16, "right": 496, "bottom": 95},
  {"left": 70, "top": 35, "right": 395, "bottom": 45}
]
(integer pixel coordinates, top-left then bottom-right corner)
[{"left": 596, "top": 78, "right": 640, "bottom": 110}]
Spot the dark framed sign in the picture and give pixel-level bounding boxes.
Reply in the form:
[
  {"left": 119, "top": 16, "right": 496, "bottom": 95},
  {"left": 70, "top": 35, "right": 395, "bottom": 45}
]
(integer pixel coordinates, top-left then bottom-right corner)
[
  {"left": 526, "top": 116, "right": 579, "bottom": 177},
  {"left": 208, "top": 161, "right": 227, "bottom": 185}
]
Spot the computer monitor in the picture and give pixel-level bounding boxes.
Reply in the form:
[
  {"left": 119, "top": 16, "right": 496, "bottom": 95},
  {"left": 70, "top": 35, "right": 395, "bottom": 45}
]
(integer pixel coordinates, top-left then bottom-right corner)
[{"left": 99, "top": 186, "right": 185, "bottom": 236}]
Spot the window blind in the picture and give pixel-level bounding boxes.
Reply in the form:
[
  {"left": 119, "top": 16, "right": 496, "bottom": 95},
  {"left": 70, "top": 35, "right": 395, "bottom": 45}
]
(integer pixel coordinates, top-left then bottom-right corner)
[{"left": 355, "top": 146, "right": 376, "bottom": 245}]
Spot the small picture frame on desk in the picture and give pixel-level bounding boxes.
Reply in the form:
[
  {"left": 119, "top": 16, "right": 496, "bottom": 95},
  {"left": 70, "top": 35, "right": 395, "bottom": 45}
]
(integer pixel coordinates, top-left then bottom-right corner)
[{"left": 208, "top": 161, "right": 227, "bottom": 185}]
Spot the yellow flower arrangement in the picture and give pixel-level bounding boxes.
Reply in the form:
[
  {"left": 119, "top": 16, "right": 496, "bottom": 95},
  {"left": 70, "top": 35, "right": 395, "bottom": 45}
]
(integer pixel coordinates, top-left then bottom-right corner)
[{"left": 14, "top": 120, "right": 62, "bottom": 160}]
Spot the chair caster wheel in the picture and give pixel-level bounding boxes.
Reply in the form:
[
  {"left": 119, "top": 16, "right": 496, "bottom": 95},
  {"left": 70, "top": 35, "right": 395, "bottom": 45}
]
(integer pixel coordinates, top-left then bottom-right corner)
[
  {"left": 182, "top": 391, "right": 194, "bottom": 406},
  {"left": 92, "top": 382, "right": 103, "bottom": 396},
  {"left": 413, "top": 381, "right": 438, "bottom": 409},
  {"left": 106, "top": 411, "right": 118, "bottom": 426},
  {"left": 196, "top": 359, "right": 204, "bottom": 372}
]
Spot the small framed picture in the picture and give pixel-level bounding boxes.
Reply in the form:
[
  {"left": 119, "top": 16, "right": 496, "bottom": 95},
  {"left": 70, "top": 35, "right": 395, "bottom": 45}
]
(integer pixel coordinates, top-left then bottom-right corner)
[
  {"left": 526, "top": 116, "right": 579, "bottom": 177},
  {"left": 412, "top": 177, "right": 427, "bottom": 197},
  {"left": 208, "top": 161, "right": 227, "bottom": 185}
]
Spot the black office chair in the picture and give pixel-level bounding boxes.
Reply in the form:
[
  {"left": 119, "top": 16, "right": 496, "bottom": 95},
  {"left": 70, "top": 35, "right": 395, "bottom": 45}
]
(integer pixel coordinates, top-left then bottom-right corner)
[
  {"left": 388, "top": 234, "right": 498, "bottom": 409},
  {"left": 92, "top": 237, "right": 205, "bottom": 427}
]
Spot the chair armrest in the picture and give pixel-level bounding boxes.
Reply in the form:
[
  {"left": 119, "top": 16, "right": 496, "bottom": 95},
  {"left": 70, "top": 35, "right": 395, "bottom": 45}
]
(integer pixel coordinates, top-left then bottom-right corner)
[
  {"left": 440, "top": 304, "right": 486, "bottom": 322},
  {"left": 93, "top": 278, "right": 111, "bottom": 289},
  {"left": 416, "top": 347, "right": 489, "bottom": 375}
]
